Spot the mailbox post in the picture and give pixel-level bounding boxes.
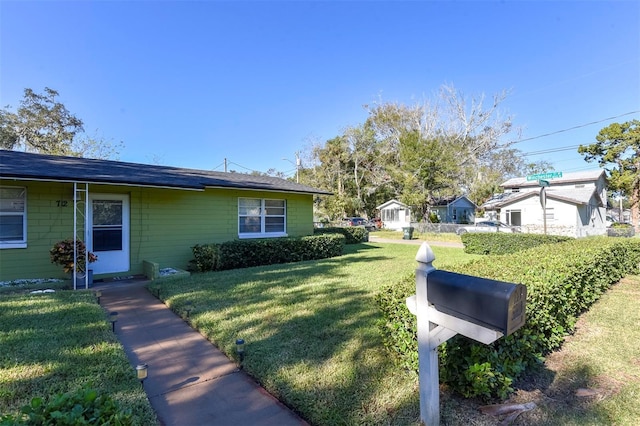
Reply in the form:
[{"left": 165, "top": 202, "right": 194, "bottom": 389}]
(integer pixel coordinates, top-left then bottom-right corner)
[{"left": 406, "top": 243, "right": 526, "bottom": 425}]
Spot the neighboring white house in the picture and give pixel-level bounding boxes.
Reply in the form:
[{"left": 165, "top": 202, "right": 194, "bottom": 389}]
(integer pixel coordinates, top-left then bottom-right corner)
[
  {"left": 481, "top": 170, "right": 607, "bottom": 238},
  {"left": 377, "top": 199, "right": 412, "bottom": 230},
  {"left": 431, "top": 196, "right": 477, "bottom": 224}
]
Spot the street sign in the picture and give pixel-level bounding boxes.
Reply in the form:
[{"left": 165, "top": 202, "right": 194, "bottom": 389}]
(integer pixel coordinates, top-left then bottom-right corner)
[
  {"left": 540, "top": 187, "right": 547, "bottom": 208},
  {"left": 539, "top": 179, "right": 550, "bottom": 187},
  {"left": 526, "top": 171, "right": 562, "bottom": 181}
]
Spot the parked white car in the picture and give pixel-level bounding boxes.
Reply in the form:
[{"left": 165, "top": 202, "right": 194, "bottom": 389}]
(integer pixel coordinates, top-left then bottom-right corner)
[
  {"left": 456, "top": 221, "right": 520, "bottom": 235},
  {"left": 605, "top": 215, "right": 616, "bottom": 227}
]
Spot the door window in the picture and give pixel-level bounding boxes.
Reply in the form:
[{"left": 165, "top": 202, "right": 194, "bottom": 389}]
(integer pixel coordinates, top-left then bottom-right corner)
[{"left": 92, "top": 200, "right": 123, "bottom": 251}]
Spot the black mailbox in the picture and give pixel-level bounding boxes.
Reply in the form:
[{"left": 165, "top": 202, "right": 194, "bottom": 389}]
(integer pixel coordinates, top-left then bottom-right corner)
[{"left": 427, "top": 270, "right": 526, "bottom": 336}]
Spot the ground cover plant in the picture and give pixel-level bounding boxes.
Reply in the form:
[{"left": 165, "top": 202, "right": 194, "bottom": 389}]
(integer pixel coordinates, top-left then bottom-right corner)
[
  {"left": 0, "top": 291, "right": 157, "bottom": 425},
  {"left": 148, "top": 243, "right": 480, "bottom": 425}
]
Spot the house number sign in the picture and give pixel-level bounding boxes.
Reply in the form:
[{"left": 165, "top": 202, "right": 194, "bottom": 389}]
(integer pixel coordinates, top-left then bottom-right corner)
[{"left": 56, "top": 200, "right": 69, "bottom": 207}]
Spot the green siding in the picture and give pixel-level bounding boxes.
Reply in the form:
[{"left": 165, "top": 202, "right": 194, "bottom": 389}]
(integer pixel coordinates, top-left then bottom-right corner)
[{"left": 0, "top": 179, "right": 315, "bottom": 282}]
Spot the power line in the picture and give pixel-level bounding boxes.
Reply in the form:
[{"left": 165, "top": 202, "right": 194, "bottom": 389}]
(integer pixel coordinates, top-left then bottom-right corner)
[
  {"left": 511, "top": 110, "right": 640, "bottom": 145},
  {"left": 522, "top": 145, "right": 581, "bottom": 156}
]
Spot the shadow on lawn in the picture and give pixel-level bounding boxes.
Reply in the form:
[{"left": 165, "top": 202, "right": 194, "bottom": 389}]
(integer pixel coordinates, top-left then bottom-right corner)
[
  {"left": 0, "top": 293, "right": 153, "bottom": 421},
  {"left": 151, "top": 248, "right": 421, "bottom": 424},
  {"left": 500, "top": 360, "right": 617, "bottom": 425}
]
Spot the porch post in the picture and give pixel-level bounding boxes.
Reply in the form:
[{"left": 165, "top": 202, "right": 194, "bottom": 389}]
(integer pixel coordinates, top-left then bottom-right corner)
[{"left": 73, "top": 182, "right": 89, "bottom": 290}]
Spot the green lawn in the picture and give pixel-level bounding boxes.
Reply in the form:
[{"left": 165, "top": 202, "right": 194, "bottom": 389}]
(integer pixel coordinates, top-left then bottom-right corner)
[
  {"left": 150, "top": 242, "right": 479, "bottom": 425},
  {"left": 0, "top": 291, "right": 157, "bottom": 424},
  {"left": 4, "top": 241, "right": 637, "bottom": 425},
  {"left": 373, "top": 229, "right": 462, "bottom": 243}
]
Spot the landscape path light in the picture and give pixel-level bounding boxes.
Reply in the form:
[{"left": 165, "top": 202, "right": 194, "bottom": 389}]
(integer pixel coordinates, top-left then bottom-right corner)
[
  {"left": 136, "top": 364, "right": 148, "bottom": 388},
  {"left": 236, "top": 338, "right": 245, "bottom": 365},
  {"left": 109, "top": 311, "right": 118, "bottom": 333},
  {"left": 94, "top": 289, "right": 102, "bottom": 304}
]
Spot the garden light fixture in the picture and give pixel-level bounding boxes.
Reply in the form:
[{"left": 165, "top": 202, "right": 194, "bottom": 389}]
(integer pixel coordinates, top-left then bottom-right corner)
[
  {"left": 236, "top": 338, "right": 245, "bottom": 364},
  {"left": 109, "top": 311, "right": 118, "bottom": 332},
  {"left": 94, "top": 289, "right": 102, "bottom": 304},
  {"left": 136, "top": 364, "right": 148, "bottom": 388}
]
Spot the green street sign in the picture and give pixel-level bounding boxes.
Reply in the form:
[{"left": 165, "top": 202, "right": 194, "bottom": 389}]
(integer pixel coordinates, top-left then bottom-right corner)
[{"left": 526, "top": 172, "right": 563, "bottom": 181}]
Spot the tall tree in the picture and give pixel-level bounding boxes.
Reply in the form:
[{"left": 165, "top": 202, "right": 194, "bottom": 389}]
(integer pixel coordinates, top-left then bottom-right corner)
[
  {"left": 1, "top": 88, "right": 83, "bottom": 155},
  {"left": 578, "top": 119, "right": 640, "bottom": 230},
  {"left": 1, "top": 87, "right": 122, "bottom": 159},
  {"left": 305, "top": 84, "right": 520, "bottom": 221}
]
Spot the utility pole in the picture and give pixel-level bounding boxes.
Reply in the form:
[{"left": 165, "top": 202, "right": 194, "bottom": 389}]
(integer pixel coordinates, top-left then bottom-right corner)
[
  {"left": 283, "top": 152, "right": 301, "bottom": 183},
  {"left": 224, "top": 158, "right": 227, "bottom": 173}
]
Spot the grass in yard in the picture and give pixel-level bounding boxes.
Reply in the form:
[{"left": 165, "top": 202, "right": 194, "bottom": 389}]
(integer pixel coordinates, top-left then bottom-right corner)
[
  {"left": 0, "top": 291, "right": 157, "bottom": 425},
  {"left": 150, "top": 242, "right": 479, "bottom": 425},
  {"left": 374, "top": 229, "right": 462, "bottom": 244},
  {"left": 502, "top": 274, "right": 640, "bottom": 426}
]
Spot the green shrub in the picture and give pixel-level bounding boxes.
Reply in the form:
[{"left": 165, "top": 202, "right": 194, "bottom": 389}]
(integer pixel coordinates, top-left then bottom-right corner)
[
  {"left": 461, "top": 233, "right": 573, "bottom": 255},
  {"left": 189, "top": 243, "right": 221, "bottom": 272},
  {"left": 608, "top": 223, "right": 635, "bottom": 237},
  {"left": 376, "top": 237, "right": 640, "bottom": 399},
  {"left": 189, "top": 234, "right": 345, "bottom": 272},
  {"left": 0, "top": 387, "right": 132, "bottom": 425},
  {"left": 313, "top": 226, "right": 368, "bottom": 244}
]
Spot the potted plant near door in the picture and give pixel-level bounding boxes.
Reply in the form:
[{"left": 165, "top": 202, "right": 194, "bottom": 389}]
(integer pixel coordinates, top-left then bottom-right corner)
[{"left": 50, "top": 238, "right": 98, "bottom": 285}]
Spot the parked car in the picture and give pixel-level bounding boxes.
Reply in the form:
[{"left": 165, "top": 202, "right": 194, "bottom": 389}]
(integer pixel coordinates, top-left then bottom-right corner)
[
  {"left": 456, "top": 221, "right": 520, "bottom": 235},
  {"left": 343, "top": 217, "right": 377, "bottom": 231}
]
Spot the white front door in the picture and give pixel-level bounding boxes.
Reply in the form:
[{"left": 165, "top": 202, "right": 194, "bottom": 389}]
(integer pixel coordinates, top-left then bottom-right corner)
[{"left": 88, "top": 194, "right": 130, "bottom": 274}]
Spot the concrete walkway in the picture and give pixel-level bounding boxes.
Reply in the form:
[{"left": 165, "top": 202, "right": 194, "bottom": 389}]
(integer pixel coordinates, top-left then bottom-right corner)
[{"left": 99, "top": 280, "right": 307, "bottom": 426}]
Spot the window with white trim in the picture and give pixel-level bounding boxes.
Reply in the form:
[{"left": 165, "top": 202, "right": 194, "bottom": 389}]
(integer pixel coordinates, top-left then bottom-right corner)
[
  {"left": 545, "top": 207, "right": 554, "bottom": 221},
  {"left": 0, "top": 187, "right": 27, "bottom": 248},
  {"left": 238, "top": 198, "right": 286, "bottom": 237}
]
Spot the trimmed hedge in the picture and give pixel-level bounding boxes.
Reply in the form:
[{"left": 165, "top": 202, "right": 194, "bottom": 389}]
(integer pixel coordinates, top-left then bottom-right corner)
[
  {"left": 376, "top": 237, "right": 640, "bottom": 399},
  {"left": 313, "top": 226, "right": 369, "bottom": 244},
  {"left": 461, "top": 232, "right": 573, "bottom": 255},
  {"left": 189, "top": 233, "right": 345, "bottom": 272}
]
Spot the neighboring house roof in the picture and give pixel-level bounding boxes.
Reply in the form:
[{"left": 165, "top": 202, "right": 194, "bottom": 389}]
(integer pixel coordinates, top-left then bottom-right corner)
[
  {"left": 432, "top": 195, "right": 477, "bottom": 208},
  {"left": 0, "top": 150, "right": 332, "bottom": 195},
  {"left": 501, "top": 169, "right": 605, "bottom": 189},
  {"left": 376, "top": 199, "right": 409, "bottom": 210},
  {"left": 481, "top": 187, "right": 604, "bottom": 210}
]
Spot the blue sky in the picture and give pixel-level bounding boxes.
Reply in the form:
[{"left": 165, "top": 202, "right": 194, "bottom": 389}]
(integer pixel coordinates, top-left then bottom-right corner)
[{"left": 1, "top": 1, "right": 638, "bottom": 180}]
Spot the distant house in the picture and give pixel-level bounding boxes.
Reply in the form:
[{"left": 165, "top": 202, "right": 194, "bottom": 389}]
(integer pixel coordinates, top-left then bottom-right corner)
[
  {"left": 481, "top": 170, "right": 607, "bottom": 238},
  {"left": 0, "top": 150, "right": 331, "bottom": 283},
  {"left": 431, "top": 196, "right": 476, "bottom": 224},
  {"left": 377, "top": 199, "right": 412, "bottom": 231}
]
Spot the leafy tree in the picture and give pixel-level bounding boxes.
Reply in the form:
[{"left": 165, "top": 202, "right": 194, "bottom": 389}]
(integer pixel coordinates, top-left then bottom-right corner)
[
  {"left": 1, "top": 87, "right": 122, "bottom": 159},
  {"left": 578, "top": 119, "right": 640, "bottom": 230},
  {"left": 306, "top": 85, "right": 521, "bottom": 221}
]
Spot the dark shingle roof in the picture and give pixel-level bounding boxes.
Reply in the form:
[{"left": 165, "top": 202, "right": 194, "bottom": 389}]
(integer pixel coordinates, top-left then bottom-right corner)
[{"left": 0, "top": 150, "right": 332, "bottom": 195}]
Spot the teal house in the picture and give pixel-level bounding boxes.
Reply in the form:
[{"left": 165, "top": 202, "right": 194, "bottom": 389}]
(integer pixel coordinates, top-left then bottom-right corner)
[
  {"left": 431, "top": 196, "right": 476, "bottom": 224},
  {"left": 0, "top": 150, "right": 330, "bottom": 285}
]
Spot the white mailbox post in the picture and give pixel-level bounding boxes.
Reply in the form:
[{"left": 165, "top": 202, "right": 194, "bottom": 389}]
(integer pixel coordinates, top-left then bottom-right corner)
[{"left": 406, "top": 243, "right": 526, "bottom": 425}]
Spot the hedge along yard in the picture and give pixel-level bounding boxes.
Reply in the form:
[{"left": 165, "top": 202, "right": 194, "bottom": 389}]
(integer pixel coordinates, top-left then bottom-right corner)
[
  {"left": 148, "top": 236, "right": 640, "bottom": 425},
  {"left": 149, "top": 243, "right": 479, "bottom": 425},
  {"left": 2, "top": 236, "right": 639, "bottom": 425}
]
